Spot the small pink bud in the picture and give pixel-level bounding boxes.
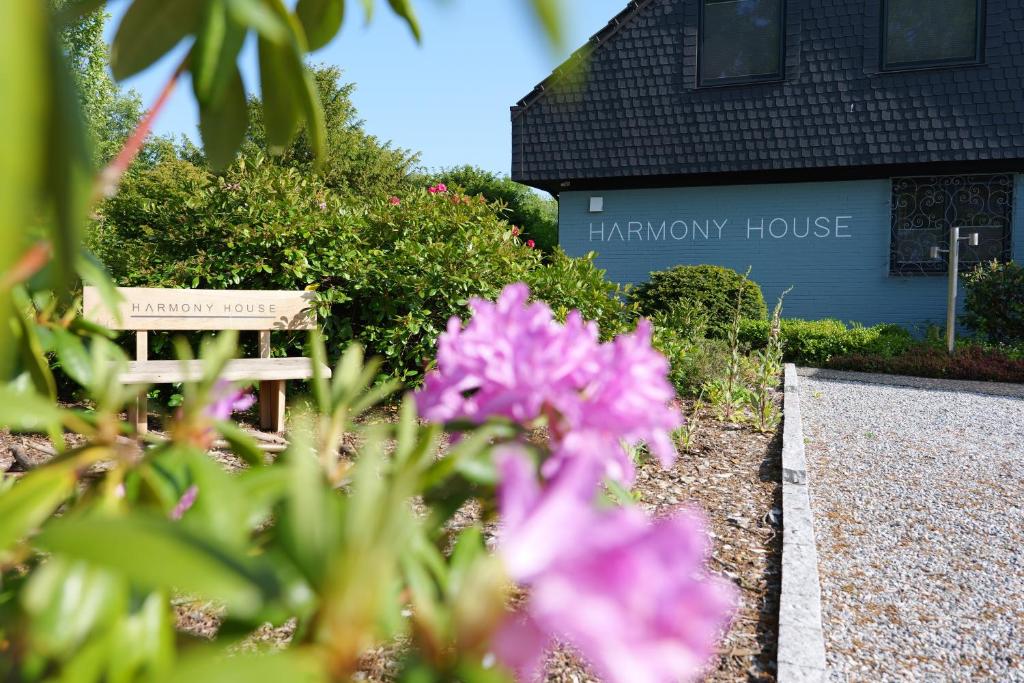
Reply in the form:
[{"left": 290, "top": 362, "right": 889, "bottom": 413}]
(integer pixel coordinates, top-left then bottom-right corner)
[
  {"left": 511, "top": 226, "right": 520, "bottom": 236},
  {"left": 526, "top": 240, "right": 536, "bottom": 249},
  {"left": 389, "top": 195, "right": 401, "bottom": 205}
]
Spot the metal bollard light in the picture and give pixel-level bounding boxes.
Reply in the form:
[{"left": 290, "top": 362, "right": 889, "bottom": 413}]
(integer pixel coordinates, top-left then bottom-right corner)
[{"left": 930, "top": 227, "right": 981, "bottom": 355}]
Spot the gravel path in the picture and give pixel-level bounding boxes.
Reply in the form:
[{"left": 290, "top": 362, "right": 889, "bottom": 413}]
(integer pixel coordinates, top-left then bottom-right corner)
[{"left": 799, "top": 374, "right": 1024, "bottom": 681}]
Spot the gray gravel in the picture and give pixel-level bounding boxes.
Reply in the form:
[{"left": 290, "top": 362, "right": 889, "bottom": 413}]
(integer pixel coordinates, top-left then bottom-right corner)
[{"left": 799, "top": 373, "right": 1024, "bottom": 682}]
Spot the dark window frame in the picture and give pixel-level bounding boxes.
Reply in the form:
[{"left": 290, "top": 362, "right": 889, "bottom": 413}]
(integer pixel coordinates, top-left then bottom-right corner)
[
  {"left": 880, "top": 0, "right": 985, "bottom": 72},
  {"left": 889, "top": 174, "right": 1014, "bottom": 277},
  {"left": 697, "top": 0, "right": 786, "bottom": 88}
]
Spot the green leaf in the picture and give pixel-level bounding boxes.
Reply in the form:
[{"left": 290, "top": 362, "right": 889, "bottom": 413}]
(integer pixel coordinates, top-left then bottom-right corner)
[
  {"left": 257, "top": 36, "right": 302, "bottom": 151},
  {"left": 0, "top": 385, "right": 64, "bottom": 432},
  {"left": 226, "top": 0, "right": 290, "bottom": 44},
  {"left": 387, "top": 0, "right": 421, "bottom": 41},
  {"left": 51, "top": 327, "right": 93, "bottom": 388},
  {"left": 0, "top": 0, "right": 47, "bottom": 380},
  {"left": 158, "top": 649, "right": 324, "bottom": 683},
  {"left": 297, "top": 67, "right": 327, "bottom": 166},
  {"left": 0, "top": 464, "right": 76, "bottom": 552},
  {"left": 529, "top": 0, "right": 564, "bottom": 48},
  {"left": 198, "top": 66, "right": 248, "bottom": 170},
  {"left": 46, "top": 25, "right": 92, "bottom": 299},
  {"left": 111, "top": 0, "right": 205, "bottom": 80},
  {"left": 192, "top": 0, "right": 247, "bottom": 105},
  {"left": 296, "top": 0, "right": 344, "bottom": 51},
  {"left": 36, "top": 515, "right": 277, "bottom": 617},
  {"left": 12, "top": 289, "right": 57, "bottom": 402},
  {"left": 215, "top": 419, "right": 265, "bottom": 467}
]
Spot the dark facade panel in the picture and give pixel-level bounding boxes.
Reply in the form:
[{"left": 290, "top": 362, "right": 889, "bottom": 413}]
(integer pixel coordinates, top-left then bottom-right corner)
[{"left": 511, "top": 0, "right": 1024, "bottom": 193}]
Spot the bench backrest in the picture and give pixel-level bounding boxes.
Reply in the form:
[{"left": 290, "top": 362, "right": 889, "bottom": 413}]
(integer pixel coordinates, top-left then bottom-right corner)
[{"left": 83, "top": 287, "right": 317, "bottom": 331}]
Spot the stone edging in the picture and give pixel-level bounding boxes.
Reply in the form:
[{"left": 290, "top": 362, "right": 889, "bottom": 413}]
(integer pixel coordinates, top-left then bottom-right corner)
[{"left": 777, "top": 364, "right": 828, "bottom": 682}]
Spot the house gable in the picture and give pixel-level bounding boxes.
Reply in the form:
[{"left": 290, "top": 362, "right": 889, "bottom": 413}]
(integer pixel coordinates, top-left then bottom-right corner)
[{"left": 511, "top": 0, "right": 1024, "bottom": 193}]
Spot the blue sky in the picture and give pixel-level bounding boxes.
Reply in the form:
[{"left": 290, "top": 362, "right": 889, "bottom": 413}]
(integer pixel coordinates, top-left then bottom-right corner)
[{"left": 106, "top": 0, "right": 627, "bottom": 176}]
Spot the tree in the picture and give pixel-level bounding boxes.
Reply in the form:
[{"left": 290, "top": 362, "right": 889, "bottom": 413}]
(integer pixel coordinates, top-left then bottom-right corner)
[
  {"left": 244, "top": 65, "right": 420, "bottom": 198},
  {"left": 54, "top": 1, "right": 144, "bottom": 165}
]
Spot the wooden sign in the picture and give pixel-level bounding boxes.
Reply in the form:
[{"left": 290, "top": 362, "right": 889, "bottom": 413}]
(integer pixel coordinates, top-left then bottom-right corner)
[{"left": 83, "top": 287, "right": 318, "bottom": 331}]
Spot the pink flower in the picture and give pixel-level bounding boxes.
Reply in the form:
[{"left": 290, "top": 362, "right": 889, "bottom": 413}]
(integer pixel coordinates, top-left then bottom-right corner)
[
  {"left": 206, "top": 379, "right": 256, "bottom": 421},
  {"left": 317, "top": 200, "right": 327, "bottom": 211},
  {"left": 428, "top": 183, "right": 448, "bottom": 195},
  {"left": 170, "top": 485, "right": 199, "bottom": 520},
  {"left": 492, "top": 449, "right": 736, "bottom": 683},
  {"left": 415, "top": 284, "right": 681, "bottom": 483},
  {"left": 525, "top": 239, "right": 535, "bottom": 249},
  {"left": 511, "top": 226, "right": 520, "bottom": 237},
  {"left": 389, "top": 195, "right": 401, "bottom": 205}
]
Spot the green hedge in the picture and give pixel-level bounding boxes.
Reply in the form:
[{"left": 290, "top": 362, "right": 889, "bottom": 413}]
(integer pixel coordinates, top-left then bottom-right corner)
[
  {"left": 739, "top": 318, "right": 914, "bottom": 366},
  {"left": 90, "top": 156, "right": 628, "bottom": 385},
  {"left": 631, "top": 265, "right": 767, "bottom": 337}
]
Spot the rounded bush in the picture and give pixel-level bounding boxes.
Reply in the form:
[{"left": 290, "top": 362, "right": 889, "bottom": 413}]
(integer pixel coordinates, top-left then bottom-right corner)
[
  {"left": 631, "top": 265, "right": 767, "bottom": 336},
  {"left": 962, "top": 260, "right": 1024, "bottom": 344}
]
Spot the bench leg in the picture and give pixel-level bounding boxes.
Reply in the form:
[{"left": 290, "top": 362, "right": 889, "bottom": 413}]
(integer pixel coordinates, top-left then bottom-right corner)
[
  {"left": 259, "top": 380, "right": 286, "bottom": 432},
  {"left": 128, "top": 391, "right": 148, "bottom": 435}
]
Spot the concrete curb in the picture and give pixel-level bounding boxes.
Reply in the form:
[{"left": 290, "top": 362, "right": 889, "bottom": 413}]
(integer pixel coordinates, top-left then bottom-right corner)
[
  {"left": 777, "top": 364, "right": 828, "bottom": 682},
  {"left": 797, "top": 366, "right": 1024, "bottom": 399}
]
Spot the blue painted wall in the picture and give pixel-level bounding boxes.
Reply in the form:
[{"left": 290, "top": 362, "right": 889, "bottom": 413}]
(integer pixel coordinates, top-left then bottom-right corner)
[{"left": 560, "top": 177, "right": 1023, "bottom": 328}]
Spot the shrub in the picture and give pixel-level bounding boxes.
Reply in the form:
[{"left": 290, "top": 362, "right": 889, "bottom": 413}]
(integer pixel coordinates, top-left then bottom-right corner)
[
  {"left": 961, "top": 260, "right": 1024, "bottom": 344},
  {"left": 827, "top": 343, "right": 1024, "bottom": 383},
  {"left": 651, "top": 305, "right": 729, "bottom": 397},
  {"left": 90, "top": 156, "right": 627, "bottom": 385},
  {"left": 432, "top": 166, "right": 559, "bottom": 252},
  {"left": 739, "top": 318, "right": 913, "bottom": 366},
  {"left": 631, "top": 265, "right": 767, "bottom": 337}
]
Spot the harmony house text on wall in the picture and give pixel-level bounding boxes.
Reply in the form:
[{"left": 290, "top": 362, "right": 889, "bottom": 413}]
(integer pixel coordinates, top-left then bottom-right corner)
[{"left": 588, "top": 216, "right": 854, "bottom": 242}]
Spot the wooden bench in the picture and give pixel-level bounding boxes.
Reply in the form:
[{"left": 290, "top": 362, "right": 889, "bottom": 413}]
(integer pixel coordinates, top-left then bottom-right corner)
[{"left": 83, "top": 287, "right": 331, "bottom": 434}]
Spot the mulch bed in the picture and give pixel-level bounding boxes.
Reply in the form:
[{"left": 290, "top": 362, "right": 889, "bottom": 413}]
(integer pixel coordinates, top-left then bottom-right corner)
[{"left": 1, "top": 399, "right": 782, "bottom": 682}]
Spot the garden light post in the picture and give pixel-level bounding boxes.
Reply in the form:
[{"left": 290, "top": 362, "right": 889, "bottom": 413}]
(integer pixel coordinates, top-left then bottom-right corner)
[{"left": 930, "top": 226, "right": 979, "bottom": 355}]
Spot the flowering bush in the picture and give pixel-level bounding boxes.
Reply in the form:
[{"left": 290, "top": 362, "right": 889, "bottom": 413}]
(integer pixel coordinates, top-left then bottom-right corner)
[
  {"left": 0, "top": 286, "right": 733, "bottom": 682},
  {"left": 92, "top": 161, "right": 631, "bottom": 385}
]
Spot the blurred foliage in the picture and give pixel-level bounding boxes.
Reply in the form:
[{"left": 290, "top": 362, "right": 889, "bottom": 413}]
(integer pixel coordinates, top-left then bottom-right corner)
[
  {"left": 431, "top": 166, "right": 559, "bottom": 252},
  {"left": 0, "top": 324, "right": 527, "bottom": 682},
  {"left": 0, "top": 0, "right": 570, "bottom": 679}
]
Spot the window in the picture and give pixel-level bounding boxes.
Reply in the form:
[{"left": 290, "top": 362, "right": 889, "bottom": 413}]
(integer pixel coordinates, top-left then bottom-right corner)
[
  {"left": 890, "top": 175, "right": 1013, "bottom": 275},
  {"left": 699, "top": 0, "right": 784, "bottom": 86},
  {"left": 883, "top": 0, "right": 982, "bottom": 70}
]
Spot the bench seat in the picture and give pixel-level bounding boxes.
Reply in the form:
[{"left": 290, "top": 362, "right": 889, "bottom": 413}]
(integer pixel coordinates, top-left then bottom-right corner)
[{"left": 118, "top": 357, "right": 332, "bottom": 384}]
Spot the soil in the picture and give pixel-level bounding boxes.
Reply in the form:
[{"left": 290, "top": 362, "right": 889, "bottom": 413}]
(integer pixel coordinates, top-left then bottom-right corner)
[{"left": 1, "top": 398, "right": 782, "bottom": 682}]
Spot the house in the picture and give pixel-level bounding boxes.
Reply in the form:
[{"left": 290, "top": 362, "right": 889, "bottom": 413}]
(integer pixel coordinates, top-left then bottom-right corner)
[{"left": 510, "top": 0, "right": 1024, "bottom": 327}]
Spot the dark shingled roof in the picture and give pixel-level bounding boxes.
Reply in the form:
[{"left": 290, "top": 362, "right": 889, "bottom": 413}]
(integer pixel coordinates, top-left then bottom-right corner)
[{"left": 511, "top": 0, "right": 1024, "bottom": 194}]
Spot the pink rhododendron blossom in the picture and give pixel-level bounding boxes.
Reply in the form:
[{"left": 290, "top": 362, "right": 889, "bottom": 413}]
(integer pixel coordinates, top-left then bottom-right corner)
[
  {"left": 170, "top": 485, "right": 199, "bottom": 520},
  {"left": 206, "top": 379, "right": 256, "bottom": 421},
  {"left": 389, "top": 195, "right": 401, "bottom": 205},
  {"left": 428, "top": 183, "right": 448, "bottom": 195},
  {"left": 511, "top": 226, "right": 520, "bottom": 236},
  {"left": 493, "top": 449, "right": 736, "bottom": 683},
  {"left": 415, "top": 284, "right": 681, "bottom": 483},
  {"left": 525, "top": 239, "right": 535, "bottom": 249}
]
